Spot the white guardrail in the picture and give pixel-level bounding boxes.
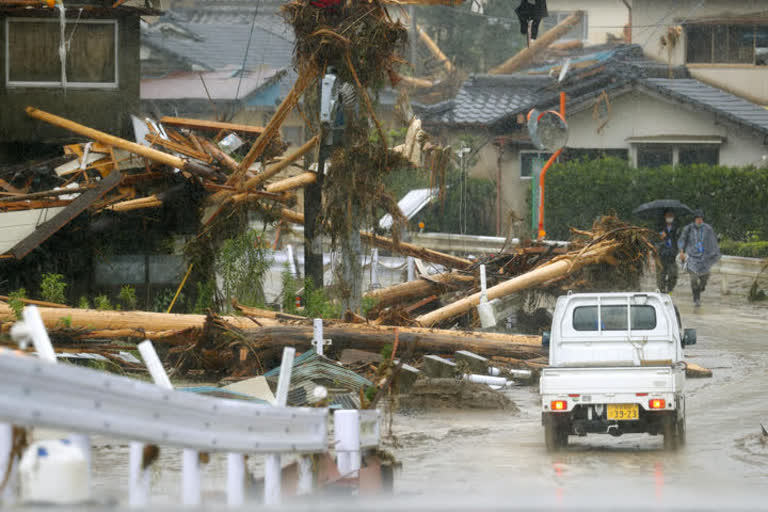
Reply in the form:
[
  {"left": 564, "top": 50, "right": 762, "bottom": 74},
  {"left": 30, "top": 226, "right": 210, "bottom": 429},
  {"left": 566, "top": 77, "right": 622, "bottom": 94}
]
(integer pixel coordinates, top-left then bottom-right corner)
[{"left": 0, "top": 306, "right": 382, "bottom": 508}]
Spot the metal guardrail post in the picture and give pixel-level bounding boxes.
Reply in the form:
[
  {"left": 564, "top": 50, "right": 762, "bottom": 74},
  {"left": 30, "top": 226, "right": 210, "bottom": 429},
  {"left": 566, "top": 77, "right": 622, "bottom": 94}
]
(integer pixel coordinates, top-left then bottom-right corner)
[
  {"left": 265, "top": 347, "right": 295, "bottom": 506},
  {"left": 334, "top": 410, "right": 361, "bottom": 478},
  {"left": 226, "top": 453, "right": 246, "bottom": 507}
]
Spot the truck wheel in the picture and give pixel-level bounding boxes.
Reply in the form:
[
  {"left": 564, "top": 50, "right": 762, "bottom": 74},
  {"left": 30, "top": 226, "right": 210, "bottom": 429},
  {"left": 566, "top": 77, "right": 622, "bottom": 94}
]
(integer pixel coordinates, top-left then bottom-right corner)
[
  {"left": 558, "top": 428, "right": 570, "bottom": 448},
  {"left": 663, "top": 420, "right": 678, "bottom": 451},
  {"left": 677, "top": 418, "right": 686, "bottom": 447},
  {"left": 545, "top": 423, "right": 560, "bottom": 452}
]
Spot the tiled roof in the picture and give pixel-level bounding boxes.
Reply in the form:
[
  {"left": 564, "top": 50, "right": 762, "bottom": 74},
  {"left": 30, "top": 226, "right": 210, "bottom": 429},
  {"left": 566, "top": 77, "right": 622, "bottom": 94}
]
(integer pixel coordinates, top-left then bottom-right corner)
[
  {"left": 417, "top": 44, "right": 689, "bottom": 128},
  {"left": 642, "top": 79, "right": 768, "bottom": 136}
]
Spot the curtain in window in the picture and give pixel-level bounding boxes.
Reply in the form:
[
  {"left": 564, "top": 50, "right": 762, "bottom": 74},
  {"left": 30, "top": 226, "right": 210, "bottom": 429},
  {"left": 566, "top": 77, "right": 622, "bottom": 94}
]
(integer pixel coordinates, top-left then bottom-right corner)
[
  {"left": 8, "top": 21, "right": 60, "bottom": 82},
  {"left": 65, "top": 22, "right": 116, "bottom": 83}
]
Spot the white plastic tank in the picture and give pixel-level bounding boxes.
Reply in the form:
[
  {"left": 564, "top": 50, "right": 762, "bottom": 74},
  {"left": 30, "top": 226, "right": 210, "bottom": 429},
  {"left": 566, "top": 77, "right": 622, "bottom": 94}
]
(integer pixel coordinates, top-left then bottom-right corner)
[{"left": 19, "top": 439, "right": 89, "bottom": 504}]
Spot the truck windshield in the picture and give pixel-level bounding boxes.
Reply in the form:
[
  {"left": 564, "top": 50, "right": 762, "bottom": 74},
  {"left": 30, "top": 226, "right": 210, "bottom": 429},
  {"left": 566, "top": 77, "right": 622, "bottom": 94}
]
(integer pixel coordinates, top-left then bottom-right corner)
[{"left": 573, "top": 305, "right": 657, "bottom": 331}]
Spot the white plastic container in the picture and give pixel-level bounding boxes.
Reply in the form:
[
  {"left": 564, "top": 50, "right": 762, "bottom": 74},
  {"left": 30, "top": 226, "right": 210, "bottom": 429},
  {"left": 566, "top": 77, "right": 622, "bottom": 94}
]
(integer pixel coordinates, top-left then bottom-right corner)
[{"left": 19, "top": 439, "right": 89, "bottom": 504}]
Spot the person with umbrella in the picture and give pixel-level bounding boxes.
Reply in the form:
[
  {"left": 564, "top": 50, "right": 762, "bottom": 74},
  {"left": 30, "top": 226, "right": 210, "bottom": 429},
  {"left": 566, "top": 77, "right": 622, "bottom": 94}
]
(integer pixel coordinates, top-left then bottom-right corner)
[
  {"left": 678, "top": 209, "right": 721, "bottom": 307},
  {"left": 633, "top": 200, "right": 692, "bottom": 294},
  {"left": 657, "top": 208, "right": 680, "bottom": 293}
]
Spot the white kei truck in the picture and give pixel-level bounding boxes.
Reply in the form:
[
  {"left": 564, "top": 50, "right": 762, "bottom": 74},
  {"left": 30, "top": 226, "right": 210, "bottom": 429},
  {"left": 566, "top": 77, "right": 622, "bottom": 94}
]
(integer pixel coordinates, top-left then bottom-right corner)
[{"left": 539, "top": 292, "right": 697, "bottom": 451}]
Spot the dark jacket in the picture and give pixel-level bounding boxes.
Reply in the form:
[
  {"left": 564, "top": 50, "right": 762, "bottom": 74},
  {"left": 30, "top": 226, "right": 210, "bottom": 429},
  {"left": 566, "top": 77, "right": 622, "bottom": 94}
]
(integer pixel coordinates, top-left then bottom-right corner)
[{"left": 657, "top": 222, "right": 680, "bottom": 262}]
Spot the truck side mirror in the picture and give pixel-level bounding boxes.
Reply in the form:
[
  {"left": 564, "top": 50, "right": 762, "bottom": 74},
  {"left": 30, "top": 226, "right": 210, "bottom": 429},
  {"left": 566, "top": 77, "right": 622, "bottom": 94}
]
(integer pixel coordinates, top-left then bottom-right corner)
[
  {"left": 683, "top": 328, "right": 697, "bottom": 346},
  {"left": 542, "top": 331, "right": 551, "bottom": 348}
]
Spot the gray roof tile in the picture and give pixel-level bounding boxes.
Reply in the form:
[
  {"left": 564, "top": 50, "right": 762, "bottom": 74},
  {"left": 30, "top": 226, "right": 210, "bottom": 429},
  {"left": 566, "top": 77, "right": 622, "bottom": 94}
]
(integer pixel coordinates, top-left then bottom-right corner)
[{"left": 642, "top": 79, "right": 768, "bottom": 136}]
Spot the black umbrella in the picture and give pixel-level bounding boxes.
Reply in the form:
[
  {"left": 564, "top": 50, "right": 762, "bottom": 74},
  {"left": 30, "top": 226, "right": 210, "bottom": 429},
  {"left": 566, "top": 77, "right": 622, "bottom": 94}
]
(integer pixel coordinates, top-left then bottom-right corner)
[{"left": 632, "top": 199, "right": 693, "bottom": 219}]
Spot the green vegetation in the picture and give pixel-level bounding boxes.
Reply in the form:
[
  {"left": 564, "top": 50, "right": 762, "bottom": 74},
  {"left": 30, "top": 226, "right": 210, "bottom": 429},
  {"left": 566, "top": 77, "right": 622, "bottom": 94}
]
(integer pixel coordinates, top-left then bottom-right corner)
[
  {"left": 40, "top": 273, "right": 67, "bottom": 305},
  {"left": 8, "top": 288, "right": 27, "bottom": 319},
  {"left": 118, "top": 285, "right": 138, "bottom": 310},
  {"left": 58, "top": 316, "right": 72, "bottom": 328},
  {"left": 193, "top": 280, "right": 215, "bottom": 314},
  {"left": 545, "top": 159, "right": 768, "bottom": 246},
  {"left": 303, "top": 278, "right": 341, "bottom": 319},
  {"left": 78, "top": 296, "right": 90, "bottom": 309},
  {"left": 94, "top": 295, "right": 113, "bottom": 311},
  {"left": 152, "top": 288, "right": 177, "bottom": 313},
  {"left": 216, "top": 229, "right": 271, "bottom": 311},
  {"left": 280, "top": 267, "right": 301, "bottom": 315},
  {"left": 720, "top": 240, "right": 768, "bottom": 259}
]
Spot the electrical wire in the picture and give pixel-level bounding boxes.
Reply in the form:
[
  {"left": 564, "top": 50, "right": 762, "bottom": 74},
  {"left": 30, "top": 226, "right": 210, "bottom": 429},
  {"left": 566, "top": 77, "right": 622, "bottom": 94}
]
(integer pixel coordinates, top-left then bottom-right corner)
[{"left": 232, "top": 0, "right": 263, "bottom": 119}]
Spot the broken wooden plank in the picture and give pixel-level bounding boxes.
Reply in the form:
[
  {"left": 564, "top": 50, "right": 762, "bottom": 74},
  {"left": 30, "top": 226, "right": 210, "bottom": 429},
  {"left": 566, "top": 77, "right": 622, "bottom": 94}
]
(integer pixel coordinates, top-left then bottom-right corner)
[
  {"left": 159, "top": 117, "right": 266, "bottom": 136},
  {"left": 10, "top": 171, "right": 123, "bottom": 259},
  {"left": 364, "top": 272, "right": 474, "bottom": 308}
]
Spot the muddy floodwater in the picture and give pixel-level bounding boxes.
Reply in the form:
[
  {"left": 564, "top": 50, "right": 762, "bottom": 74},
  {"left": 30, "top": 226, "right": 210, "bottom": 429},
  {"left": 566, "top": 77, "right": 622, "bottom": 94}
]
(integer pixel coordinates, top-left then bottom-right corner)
[{"left": 78, "top": 273, "right": 768, "bottom": 510}]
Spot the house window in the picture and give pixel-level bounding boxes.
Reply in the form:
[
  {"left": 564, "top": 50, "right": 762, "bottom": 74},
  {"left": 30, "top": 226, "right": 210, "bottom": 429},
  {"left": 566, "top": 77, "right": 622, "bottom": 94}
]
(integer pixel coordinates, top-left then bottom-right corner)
[
  {"left": 678, "top": 145, "right": 719, "bottom": 166},
  {"left": 6, "top": 18, "right": 118, "bottom": 87},
  {"left": 637, "top": 144, "right": 674, "bottom": 168},
  {"left": 686, "top": 24, "right": 768, "bottom": 65},
  {"left": 562, "top": 148, "right": 629, "bottom": 162},
  {"left": 520, "top": 151, "right": 553, "bottom": 179},
  {"left": 636, "top": 144, "right": 719, "bottom": 168},
  {"left": 539, "top": 11, "right": 588, "bottom": 42}
]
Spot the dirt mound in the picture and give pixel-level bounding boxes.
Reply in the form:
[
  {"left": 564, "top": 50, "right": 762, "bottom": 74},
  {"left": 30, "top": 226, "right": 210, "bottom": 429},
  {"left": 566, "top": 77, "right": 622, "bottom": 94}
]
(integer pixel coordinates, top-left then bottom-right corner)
[{"left": 397, "top": 378, "right": 517, "bottom": 411}]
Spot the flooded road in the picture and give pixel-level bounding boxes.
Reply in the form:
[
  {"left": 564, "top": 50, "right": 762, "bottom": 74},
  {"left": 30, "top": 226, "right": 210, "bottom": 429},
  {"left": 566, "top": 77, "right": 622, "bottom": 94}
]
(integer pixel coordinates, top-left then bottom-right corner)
[
  {"left": 79, "top": 274, "right": 768, "bottom": 509},
  {"left": 390, "top": 274, "right": 768, "bottom": 508}
]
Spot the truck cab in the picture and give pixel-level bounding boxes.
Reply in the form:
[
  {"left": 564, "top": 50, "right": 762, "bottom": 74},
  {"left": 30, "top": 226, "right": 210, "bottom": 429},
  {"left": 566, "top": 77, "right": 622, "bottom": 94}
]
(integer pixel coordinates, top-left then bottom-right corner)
[{"left": 540, "top": 292, "right": 696, "bottom": 451}]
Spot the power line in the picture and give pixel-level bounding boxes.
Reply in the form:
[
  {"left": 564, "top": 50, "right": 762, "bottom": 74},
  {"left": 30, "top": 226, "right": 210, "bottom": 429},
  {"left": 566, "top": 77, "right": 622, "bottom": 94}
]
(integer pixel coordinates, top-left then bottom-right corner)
[{"left": 232, "top": 0, "right": 263, "bottom": 119}]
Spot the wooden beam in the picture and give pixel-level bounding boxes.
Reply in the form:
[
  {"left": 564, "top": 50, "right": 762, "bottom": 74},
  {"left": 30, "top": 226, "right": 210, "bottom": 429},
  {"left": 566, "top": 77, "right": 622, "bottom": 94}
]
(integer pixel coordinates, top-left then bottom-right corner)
[
  {"left": 417, "top": 25, "right": 455, "bottom": 74},
  {"left": 489, "top": 11, "right": 585, "bottom": 75},
  {"left": 10, "top": 171, "right": 123, "bottom": 260},
  {"left": 159, "top": 117, "right": 265, "bottom": 136}
]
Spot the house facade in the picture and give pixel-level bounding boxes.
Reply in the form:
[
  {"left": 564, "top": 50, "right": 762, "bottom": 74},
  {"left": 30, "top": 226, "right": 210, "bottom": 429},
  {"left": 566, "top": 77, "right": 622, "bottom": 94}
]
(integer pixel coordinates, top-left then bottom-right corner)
[
  {"left": 418, "top": 45, "right": 768, "bottom": 236},
  {"left": 0, "top": 1, "right": 155, "bottom": 158},
  {"left": 632, "top": 0, "right": 768, "bottom": 104}
]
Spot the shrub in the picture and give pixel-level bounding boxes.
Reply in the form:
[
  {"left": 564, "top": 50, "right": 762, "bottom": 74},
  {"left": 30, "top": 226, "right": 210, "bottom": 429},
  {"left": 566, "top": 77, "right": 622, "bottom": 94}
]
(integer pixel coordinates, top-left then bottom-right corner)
[
  {"left": 720, "top": 240, "right": 768, "bottom": 258},
  {"left": 78, "top": 296, "right": 90, "bottom": 309},
  {"left": 118, "top": 285, "right": 138, "bottom": 310},
  {"left": 94, "top": 295, "right": 113, "bottom": 311},
  {"left": 40, "top": 273, "right": 67, "bottom": 305},
  {"left": 216, "top": 230, "right": 271, "bottom": 311},
  {"left": 8, "top": 288, "right": 27, "bottom": 319},
  {"left": 544, "top": 158, "right": 768, "bottom": 241}
]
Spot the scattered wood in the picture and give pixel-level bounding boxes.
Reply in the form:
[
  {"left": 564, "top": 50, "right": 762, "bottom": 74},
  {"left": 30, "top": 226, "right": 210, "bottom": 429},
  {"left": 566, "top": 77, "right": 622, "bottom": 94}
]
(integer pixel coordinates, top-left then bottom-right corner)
[
  {"left": 416, "top": 25, "right": 455, "bottom": 74},
  {"left": 158, "top": 117, "right": 265, "bottom": 136},
  {"left": 685, "top": 361, "right": 713, "bottom": 378},
  {"left": 364, "top": 272, "right": 474, "bottom": 308},
  {"left": 489, "top": 11, "right": 585, "bottom": 75},
  {"left": 0, "top": 296, "right": 67, "bottom": 309}
]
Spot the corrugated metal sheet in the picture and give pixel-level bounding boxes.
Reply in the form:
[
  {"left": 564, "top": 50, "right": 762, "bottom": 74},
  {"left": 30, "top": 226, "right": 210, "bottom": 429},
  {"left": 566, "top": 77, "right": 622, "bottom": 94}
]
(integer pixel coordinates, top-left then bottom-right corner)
[
  {"left": 379, "top": 188, "right": 438, "bottom": 230},
  {"left": 265, "top": 349, "right": 372, "bottom": 408}
]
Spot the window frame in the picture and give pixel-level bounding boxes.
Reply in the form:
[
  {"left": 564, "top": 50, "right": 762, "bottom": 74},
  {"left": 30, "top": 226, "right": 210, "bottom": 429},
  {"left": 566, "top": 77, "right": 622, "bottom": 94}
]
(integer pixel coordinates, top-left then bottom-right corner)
[
  {"left": 684, "top": 22, "right": 768, "bottom": 66},
  {"left": 519, "top": 150, "right": 553, "bottom": 180},
  {"left": 572, "top": 305, "right": 658, "bottom": 332},
  {"left": 5, "top": 17, "right": 119, "bottom": 89}
]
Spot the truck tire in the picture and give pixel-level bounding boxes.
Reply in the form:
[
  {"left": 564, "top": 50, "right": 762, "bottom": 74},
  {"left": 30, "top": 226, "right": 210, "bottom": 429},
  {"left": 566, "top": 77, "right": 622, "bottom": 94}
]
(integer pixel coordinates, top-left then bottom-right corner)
[
  {"left": 558, "top": 428, "right": 569, "bottom": 448},
  {"left": 677, "top": 417, "right": 686, "bottom": 447},
  {"left": 545, "top": 422, "right": 560, "bottom": 452},
  {"left": 663, "top": 420, "right": 678, "bottom": 451}
]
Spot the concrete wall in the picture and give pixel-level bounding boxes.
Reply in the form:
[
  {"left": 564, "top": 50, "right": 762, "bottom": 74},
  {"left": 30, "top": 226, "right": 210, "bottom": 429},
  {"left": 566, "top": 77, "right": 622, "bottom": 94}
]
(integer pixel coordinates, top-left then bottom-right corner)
[
  {"left": 547, "top": 0, "right": 629, "bottom": 45},
  {"left": 0, "top": 12, "right": 141, "bottom": 144},
  {"left": 632, "top": 0, "right": 767, "bottom": 103}
]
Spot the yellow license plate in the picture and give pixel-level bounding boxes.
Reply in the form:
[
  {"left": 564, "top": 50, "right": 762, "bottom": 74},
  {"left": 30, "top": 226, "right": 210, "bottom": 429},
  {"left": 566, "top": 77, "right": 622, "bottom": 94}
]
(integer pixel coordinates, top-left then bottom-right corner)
[{"left": 607, "top": 404, "right": 639, "bottom": 421}]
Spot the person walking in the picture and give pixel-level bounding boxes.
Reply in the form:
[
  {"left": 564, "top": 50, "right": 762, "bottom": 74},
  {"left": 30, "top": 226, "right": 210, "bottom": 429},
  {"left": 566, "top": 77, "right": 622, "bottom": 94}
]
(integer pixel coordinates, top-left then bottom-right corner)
[
  {"left": 656, "top": 209, "right": 680, "bottom": 293},
  {"left": 678, "top": 209, "right": 720, "bottom": 307}
]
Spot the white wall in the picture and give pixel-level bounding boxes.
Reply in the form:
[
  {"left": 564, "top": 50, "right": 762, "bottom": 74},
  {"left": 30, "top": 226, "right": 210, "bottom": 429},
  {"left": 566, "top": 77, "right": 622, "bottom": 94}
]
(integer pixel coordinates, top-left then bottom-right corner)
[
  {"left": 548, "top": 0, "right": 629, "bottom": 45},
  {"left": 461, "top": 89, "right": 768, "bottom": 233},
  {"left": 632, "top": 0, "right": 768, "bottom": 103}
]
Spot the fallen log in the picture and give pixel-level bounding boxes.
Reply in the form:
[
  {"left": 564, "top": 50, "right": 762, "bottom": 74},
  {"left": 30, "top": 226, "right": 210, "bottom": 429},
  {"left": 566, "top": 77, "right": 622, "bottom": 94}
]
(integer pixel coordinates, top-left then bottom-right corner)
[
  {"left": 200, "top": 138, "right": 240, "bottom": 173},
  {"left": 684, "top": 361, "right": 713, "bottom": 378},
  {"left": 0, "top": 296, "right": 67, "bottom": 308},
  {"left": 264, "top": 172, "right": 317, "bottom": 194},
  {"left": 244, "top": 323, "right": 546, "bottom": 360},
  {"left": 232, "top": 300, "right": 308, "bottom": 322},
  {"left": 416, "top": 25, "right": 455, "bottom": 74},
  {"left": 0, "top": 304, "right": 279, "bottom": 335},
  {"left": 275, "top": 208, "right": 474, "bottom": 270},
  {"left": 364, "top": 272, "right": 475, "bottom": 308},
  {"left": 489, "top": 11, "right": 585, "bottom": 75},
  {"left": 158, "top": 117, "right": 265, "bottom": 136},
  {"left": 416, "top": 240, "right": 620, "bottom": 327}
]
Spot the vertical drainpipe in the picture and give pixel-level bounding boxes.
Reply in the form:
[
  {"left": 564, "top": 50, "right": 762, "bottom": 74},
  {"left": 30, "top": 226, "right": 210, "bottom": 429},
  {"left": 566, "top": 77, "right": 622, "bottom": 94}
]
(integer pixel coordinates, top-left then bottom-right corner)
[{"left": 622, "top": 0, "right": 632, "bottom": 44}]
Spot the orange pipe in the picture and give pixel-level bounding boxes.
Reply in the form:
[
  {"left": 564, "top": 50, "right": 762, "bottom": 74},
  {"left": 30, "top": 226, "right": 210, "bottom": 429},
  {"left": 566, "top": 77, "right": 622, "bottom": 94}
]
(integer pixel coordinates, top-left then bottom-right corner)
[{"left": 537, "top": 92, "right": 567, "bottom": 240}]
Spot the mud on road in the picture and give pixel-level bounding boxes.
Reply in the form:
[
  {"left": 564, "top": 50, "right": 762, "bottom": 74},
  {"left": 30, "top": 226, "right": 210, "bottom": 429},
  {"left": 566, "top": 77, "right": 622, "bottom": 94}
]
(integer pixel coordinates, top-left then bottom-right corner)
[{"left": 388, "top": 274, "right": 768, "bottom": 508}]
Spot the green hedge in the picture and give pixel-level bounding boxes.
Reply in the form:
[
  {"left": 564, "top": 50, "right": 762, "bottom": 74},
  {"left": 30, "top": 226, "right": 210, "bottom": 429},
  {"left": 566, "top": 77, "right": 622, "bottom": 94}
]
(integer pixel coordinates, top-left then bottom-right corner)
[
  {"left": 544, "top": 158, "right": 768, "bottom": 242},
  {"left": 719, "top": 240, "right": 768, "bottom": 258}
]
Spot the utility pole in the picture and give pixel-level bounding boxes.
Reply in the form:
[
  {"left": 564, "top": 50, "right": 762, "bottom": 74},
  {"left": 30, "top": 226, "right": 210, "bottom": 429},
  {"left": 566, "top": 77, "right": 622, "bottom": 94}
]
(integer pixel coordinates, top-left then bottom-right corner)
[{"left": 304, "top": 79, "right": 325, "bottom": 291}]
